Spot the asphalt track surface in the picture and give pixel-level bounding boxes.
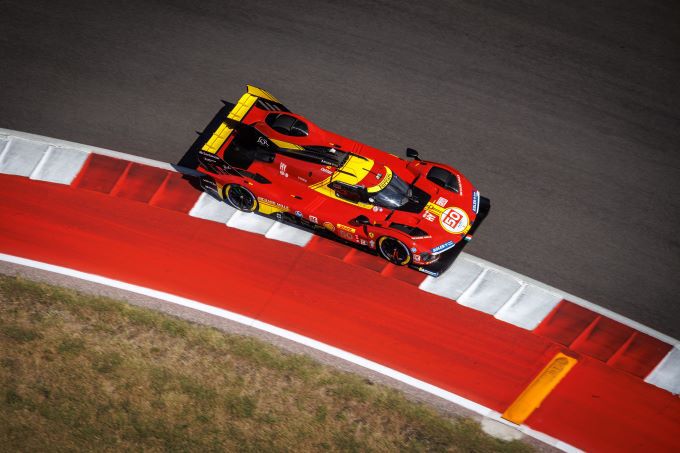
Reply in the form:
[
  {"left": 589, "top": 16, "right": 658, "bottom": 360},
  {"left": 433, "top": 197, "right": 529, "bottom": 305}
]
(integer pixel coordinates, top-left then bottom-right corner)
[{"left": 1, "top": 1, "right": 679, "bottom": 337}]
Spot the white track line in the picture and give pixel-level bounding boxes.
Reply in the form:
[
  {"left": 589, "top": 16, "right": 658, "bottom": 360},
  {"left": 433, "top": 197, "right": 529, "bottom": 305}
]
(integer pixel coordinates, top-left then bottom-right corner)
[{"left": 0, "top": 252, "right": 579, "bottom": 452}]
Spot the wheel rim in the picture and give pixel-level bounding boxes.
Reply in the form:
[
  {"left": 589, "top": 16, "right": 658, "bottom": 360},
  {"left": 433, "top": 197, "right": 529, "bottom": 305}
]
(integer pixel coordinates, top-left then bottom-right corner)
[
  {"left": 227, "top": 185, "right": 256, "bottom": 212},
  {"left": 378, "top": 237, "right": 411, "bottom": 266}
]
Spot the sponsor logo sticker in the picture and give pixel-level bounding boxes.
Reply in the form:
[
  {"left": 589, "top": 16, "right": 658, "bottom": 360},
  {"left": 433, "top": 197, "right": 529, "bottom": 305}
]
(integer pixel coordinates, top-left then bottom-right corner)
[
  {"left": 431, "top": 240, "right": 455, "bottom": 254},
  {"left": 337, "top": 224, "right": 356, "bottom": 234},
  {"left": 309, "top": 215, "right": 318, "bottom": 224},
  {"left": 418, "top": 267, "right": 439, "bottom": 277},
  {"left": 439, "top": 207, "right": 470, "bottom": 234},
  {"left": 258, "top": 197, "right": 289, "bottom": 212},
  {"left": 338, "top": 230, "right": 354, "bottom": 241},
  {"left": 435, "top": 196, "right": 448, "bottom": 207},
  {"left": 373, "top": 171, "right": 392, "bottom": 190},
  {"left": 323, "top": 221, "right": 335, "bottom": 232},
  {"left": 472, "top": 191, "right": 479, "bottom": 214},
  {"left": 422, "top": 211, "right": 437, "bottom": 222}
]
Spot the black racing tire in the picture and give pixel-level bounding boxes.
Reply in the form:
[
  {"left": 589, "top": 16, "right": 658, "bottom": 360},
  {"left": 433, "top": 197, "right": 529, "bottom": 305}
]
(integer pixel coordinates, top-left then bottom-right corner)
[
  {"left": 377, "top": 236, "right": 412, "bottom": 266},
  {"left": 224, "top": 184, "right": 258, "bottom": 213}
]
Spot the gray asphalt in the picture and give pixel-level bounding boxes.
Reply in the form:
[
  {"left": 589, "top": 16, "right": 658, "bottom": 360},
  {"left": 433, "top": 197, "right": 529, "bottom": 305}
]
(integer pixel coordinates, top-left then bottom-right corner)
[{"left": 1, "top": 0, "right": 679, "bottom": 337}]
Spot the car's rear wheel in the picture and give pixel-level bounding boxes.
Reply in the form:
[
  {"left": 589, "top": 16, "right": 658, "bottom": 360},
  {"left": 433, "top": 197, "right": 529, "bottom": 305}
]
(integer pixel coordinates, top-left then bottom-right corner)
[
  {"left": 224, "top": 184, "right": 258, "bottom": 212},
  {"left": 377, "top": 236, "right": 412, "bottom": 266}
]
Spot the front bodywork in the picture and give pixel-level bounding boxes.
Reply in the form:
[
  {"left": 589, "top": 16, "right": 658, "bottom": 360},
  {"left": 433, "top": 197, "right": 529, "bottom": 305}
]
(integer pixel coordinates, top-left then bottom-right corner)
[{"left": 194, "top": 85, "right": 490, "bottom": 276}]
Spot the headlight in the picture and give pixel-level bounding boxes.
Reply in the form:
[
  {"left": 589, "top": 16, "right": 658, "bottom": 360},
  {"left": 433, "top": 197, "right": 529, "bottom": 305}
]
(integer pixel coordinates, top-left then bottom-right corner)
[{"left": 419, "top": 252, "right": 439, "bottom": 264}]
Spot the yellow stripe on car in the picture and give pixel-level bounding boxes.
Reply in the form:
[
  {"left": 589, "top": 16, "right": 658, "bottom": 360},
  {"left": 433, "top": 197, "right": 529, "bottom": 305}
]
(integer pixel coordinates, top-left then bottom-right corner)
[
  {"left": 247, "top": 85, "right": 281, "bottom": 103},
  {"left": 270, "top": 138, "right": 304, "bottom": 150},
  {"left": 202, "top": 122, "right": 234, "bottom": 154},
  {"left": 309, "top": 155, "right": 376, "bottom": 209},
  {"left": 366, "top": 167, "right": 393, "bottom": 193},
  {"left": 257, "top": 197, "right": 290, "bottom": 215},
  {"left": 201, "top": 87, "right": 265, "bottom": 154}
]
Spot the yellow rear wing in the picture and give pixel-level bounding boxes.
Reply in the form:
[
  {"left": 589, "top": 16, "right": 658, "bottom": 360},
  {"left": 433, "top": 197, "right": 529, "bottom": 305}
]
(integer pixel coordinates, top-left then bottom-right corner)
[{"left": 201, "top": 85, "right": 285, "bottom": 154}]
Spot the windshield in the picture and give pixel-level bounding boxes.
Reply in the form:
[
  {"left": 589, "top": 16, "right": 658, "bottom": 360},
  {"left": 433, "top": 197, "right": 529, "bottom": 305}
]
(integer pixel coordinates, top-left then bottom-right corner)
[{"left": 370, "top": 173, "right": 411, "bottom": 208}]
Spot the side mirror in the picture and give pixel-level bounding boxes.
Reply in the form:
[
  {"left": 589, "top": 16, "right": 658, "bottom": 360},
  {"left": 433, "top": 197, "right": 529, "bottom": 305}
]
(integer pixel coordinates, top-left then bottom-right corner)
[
  {"left": 352, "top": 215, "right": 371, "bottom": 225},
  {"left": 406, "top": 148, "right": 420, "bottom": 160}
]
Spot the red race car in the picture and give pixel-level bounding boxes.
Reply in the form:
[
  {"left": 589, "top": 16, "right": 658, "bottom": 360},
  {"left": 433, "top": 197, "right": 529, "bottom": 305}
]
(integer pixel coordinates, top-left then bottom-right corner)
[{"left": 194, "top": 85, "right": 490, "bottom": 276}]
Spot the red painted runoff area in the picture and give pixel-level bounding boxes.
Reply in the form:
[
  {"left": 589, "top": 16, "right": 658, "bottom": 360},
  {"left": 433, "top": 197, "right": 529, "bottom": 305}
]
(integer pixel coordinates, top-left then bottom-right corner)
[
  {"left": 1, "top": 174, "right": 678, "bottom": 452},
  {"left": 0, "top": 176, "right": 554, "bottom": 410},
  {"left": 526, "top": 356, "right": 680, "bottom": 452}
]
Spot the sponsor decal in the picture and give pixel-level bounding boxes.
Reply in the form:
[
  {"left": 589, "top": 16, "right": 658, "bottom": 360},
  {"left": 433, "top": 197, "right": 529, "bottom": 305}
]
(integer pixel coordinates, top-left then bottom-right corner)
[
  {"left": 367, "top": 167, "right": 393, "bottom": 193},
  {"left": 257, "top": 136, "right": 269, "bottom": 147},
  {"left": 410, "top": 247, "right": 417, "bottom": 252},
  {"left": 297, "top": 176, "right": 308, "bottom": 183},
  {"left": 456, "top": 174, "right": 463, "bottom": 196},
  {"left": 309, "top": 215, "right": 318, "bottom": 224},
  {"left": 295, "top": 210, "right": 303, "bottom": 217},
  {"left": 199, "top": 177, "right": 219, "bottom": 197},
  {"left": 320, "top": 167, "right": 333, "bottom": 175},
  {"left": 368, "top": 232, "right": 375, "bottom": 238},
  {"left": 439, "top": 207, "right": 470, "bottom": 234},
  {"left": 424, "top": 202, "right": 446, "bottom": 216},
  {"left": 372, "top": 205, "right": 384, "bottom": 212},
  {"left": 413, "top": 254, "right": 422, "bottom": 263},
  {"left": 323, "top": 221, "right": 335, "bottom": 232},
  {"left": 418, "top": 267, "right": 439, "bottom": 277},
  {"left": 279, "top": 162, "right": 288, "bottom": 177},
  {"left": 413, "top": 235, "right": 432, "bottom": 240},
  {"left": 422, "top": 211, "right": 437, "bottom": 222},
  {"left": 435, "top": 196, "right": 448, "bottom": 207},
  {"left": 258, "top": 197, "right": 289, "bottom": 211},
  {"left": 337, "top": 224, "right": 356, "bottom": 234},
  {"left": 431, "top": 240, "right": 455, "bottom": 254},
  {"left": 369, "top": 239, "right": 375, "bottom": 248},
  {"left": 359, "top": 239, "right": 368, "bottom": 246},
  {"left": 472, "top": 190, "right": 480, "bottom": 214},
  {"left": 338, "top": 230, "right": 354, "bottom": 241}
]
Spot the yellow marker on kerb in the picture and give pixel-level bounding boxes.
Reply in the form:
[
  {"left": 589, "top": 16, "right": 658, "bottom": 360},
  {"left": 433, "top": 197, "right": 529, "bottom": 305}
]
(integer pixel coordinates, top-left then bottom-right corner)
[{"left": 502, "top": 352, "right": 578, "bottom": 425}]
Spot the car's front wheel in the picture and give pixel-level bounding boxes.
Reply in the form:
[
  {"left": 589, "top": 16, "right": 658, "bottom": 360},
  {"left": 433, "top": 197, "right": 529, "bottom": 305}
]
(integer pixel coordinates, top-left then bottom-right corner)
[
  {"left": 224, "top": 184, "right": 258, "bottom": 212},
  {"left": 377, "top": 236, "right": 412, "bottom": 266}
]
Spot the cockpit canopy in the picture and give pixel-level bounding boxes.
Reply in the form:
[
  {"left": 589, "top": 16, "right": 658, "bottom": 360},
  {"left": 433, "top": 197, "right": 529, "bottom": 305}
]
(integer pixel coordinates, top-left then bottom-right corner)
[
  {"left": 328, "top": 171, "right": 427, "bottom": 212},
  {"left": 265, "top": 113, "right": 309, "bottom": 137}
]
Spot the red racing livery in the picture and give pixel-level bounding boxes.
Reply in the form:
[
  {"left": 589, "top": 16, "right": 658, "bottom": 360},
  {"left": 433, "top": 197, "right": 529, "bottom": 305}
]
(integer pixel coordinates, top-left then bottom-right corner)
[{"left": 194, "top": 85, "right": 490, "bottom": 276}]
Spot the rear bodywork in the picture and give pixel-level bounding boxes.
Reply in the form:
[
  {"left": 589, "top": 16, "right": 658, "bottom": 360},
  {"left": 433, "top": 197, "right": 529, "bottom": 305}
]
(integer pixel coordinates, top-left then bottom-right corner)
[{"left": 194, "top": 85, "right": 490, "bottom": 276}]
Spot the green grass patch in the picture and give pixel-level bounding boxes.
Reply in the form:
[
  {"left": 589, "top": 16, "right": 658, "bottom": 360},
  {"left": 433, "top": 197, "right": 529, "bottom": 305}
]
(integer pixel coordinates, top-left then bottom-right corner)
[{"left": 0, "top": 274, "right": 533, "bottom": 452}]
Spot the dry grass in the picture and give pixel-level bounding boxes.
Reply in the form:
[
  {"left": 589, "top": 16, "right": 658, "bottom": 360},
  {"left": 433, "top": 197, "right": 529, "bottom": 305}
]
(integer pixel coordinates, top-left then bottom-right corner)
[{"left": 0, "top": 275, "right": 532, "bottom": 452}]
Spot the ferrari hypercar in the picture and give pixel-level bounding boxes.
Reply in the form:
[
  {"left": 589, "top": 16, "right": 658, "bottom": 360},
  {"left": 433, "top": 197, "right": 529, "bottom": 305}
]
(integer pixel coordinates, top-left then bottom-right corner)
[{"left": 194, "top": 85, "right": 490, "bottom": 276}]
